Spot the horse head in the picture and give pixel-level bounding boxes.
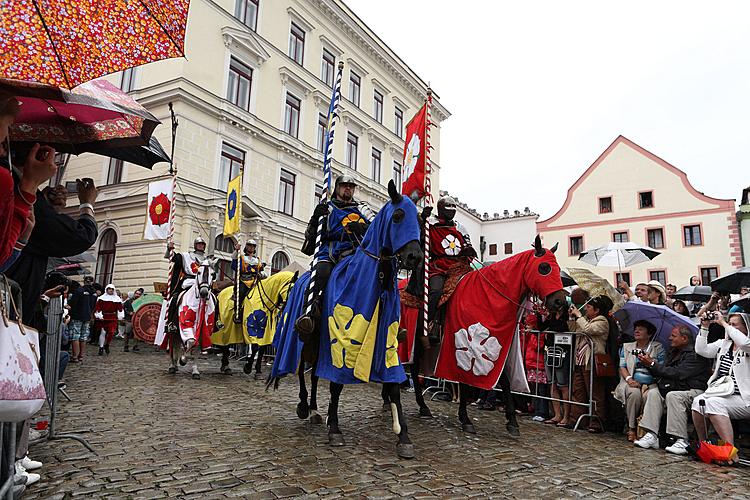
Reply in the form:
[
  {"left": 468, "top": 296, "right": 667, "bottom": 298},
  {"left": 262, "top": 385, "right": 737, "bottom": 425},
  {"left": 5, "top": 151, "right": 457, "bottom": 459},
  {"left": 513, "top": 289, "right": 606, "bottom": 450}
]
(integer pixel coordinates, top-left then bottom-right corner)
[
  {"left": 197, "top": 257, "right": 216, "bottom": 299},
  {"left": 361, "top": 180, "right": 423, "bottom": 270},
  {"left": 525, "top": 235, "right": 566, "bottom": 312}
]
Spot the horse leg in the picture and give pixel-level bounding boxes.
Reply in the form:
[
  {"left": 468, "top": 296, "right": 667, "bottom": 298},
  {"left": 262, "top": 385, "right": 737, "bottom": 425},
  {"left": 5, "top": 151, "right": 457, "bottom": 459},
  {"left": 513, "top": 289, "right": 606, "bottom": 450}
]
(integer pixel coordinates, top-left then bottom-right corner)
[
  {"left": 381, "top": 385, "right": 390, "bottom": 410},
  {"left": 220, "top": 345, "right": 232, "bottom": 374},
  {"left": 244, "top": 343, "right": 258, "bottom": 374},
  {"left": 385, "top": 382, "right": 415, "bottom": 459},
  {"left": 499, "top": 370, "right": 520, "bottom": 437},
  {"left": 412, "top": 338, "right": 432, "bottom": 418},
  {"left": 309, "top": 368, "right": 323, "bottom": 424},
  {"left": 191, "top": 357, "right": 200, "bottom": 380},
  {"left": 458, "top": 383, "right": 476, "bottom": 433},
  {"left": 253, "top": 345, "right": 265, "bottom": 379},
  {"left": 296, "top": 365, "right": 310, "bottom": 420},
  {"left": 168, "top": 336, "right": 178, "bottom": 374},
  {"left": 327, "top": 381, "right": 345, "bottom": 446}
]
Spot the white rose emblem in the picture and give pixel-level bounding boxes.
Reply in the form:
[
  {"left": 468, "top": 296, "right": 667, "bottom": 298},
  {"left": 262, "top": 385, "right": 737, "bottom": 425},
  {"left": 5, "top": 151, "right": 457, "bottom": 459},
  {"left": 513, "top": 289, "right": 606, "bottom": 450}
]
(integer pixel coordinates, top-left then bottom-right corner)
[
  {"left": 402, "top": 133, "right": 421, "bottom": 182},
  {"left": 441, "top": 234, "right": 462, "bottom": 256},
  {"left": 454, "top": 322, "right": 502, "bottom": 376}
]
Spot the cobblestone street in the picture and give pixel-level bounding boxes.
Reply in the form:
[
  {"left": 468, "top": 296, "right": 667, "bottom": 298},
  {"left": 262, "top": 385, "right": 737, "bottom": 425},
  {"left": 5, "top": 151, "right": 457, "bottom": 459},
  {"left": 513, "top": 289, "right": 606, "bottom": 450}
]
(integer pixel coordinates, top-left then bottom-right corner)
[{"left": 24, "top": 343, "right": 748, "bottom": 499}]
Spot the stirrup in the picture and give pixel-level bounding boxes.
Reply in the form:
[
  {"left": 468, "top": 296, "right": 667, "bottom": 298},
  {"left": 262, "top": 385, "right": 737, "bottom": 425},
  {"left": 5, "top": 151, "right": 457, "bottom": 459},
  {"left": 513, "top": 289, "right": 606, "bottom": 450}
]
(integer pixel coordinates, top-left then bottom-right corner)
[{"left": 295, "top": 316, "right": 315, "bottom": 342}]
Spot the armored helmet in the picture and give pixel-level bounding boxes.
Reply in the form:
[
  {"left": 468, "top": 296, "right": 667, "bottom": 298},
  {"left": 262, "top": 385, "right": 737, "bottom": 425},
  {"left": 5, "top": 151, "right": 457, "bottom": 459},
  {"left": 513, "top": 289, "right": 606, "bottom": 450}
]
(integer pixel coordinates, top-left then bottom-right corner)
[
  {"left": 437, "top": 195, "right": 457, "bottom": 222},
  {"left": 245, "top": 239, "right": 257, "bottom": 247},
  {"left": 193, "top": 236, "right": 206, "bottom": 251}
]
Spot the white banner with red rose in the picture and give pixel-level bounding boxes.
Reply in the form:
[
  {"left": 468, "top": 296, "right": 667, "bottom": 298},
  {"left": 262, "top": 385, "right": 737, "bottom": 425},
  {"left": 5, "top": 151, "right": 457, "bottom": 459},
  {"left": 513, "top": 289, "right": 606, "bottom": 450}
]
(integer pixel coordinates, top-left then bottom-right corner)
[{"left": 144, "top": 179, "right": 173, "bottom": 240}]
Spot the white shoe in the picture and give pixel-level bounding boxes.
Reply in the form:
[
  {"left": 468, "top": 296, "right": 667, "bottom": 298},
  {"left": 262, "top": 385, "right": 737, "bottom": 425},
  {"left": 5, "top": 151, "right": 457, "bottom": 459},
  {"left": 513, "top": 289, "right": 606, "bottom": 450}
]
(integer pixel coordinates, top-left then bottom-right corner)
[
  {"left": 634, "top": 432, "right": 659, "bottom": 449},
  {"left": 532, "top": 416, "right": 545, "bottom": 422},
  {"left": 28, "top": 428, "right": 43, "bottom": 441},
  {"left": 665, "top": 438, "right": 690, "bottom": 455},
  {"left": 14, "top": 463, "right": 40, "bottom": 486},
  {"left": 21, "top": 455, "right": 42, "bottom": 471}
]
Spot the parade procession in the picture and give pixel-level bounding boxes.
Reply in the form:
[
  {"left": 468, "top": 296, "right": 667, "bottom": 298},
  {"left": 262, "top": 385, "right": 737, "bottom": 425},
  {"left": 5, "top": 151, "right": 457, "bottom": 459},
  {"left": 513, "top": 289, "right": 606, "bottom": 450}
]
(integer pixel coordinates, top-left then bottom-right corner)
[{"left": 1, "top": 1, "right": 750, "bottom": 498}]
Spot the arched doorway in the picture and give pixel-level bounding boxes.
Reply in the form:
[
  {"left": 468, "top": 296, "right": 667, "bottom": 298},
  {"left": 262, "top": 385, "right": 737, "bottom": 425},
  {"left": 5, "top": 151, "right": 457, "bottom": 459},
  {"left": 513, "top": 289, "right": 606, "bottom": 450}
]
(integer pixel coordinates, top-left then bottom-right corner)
[
  {"left": 95, "top": 229, "right": 117, "bottom": 285},
  {"left": 270, "top": 251, "right": 290, "bottom": 274}
]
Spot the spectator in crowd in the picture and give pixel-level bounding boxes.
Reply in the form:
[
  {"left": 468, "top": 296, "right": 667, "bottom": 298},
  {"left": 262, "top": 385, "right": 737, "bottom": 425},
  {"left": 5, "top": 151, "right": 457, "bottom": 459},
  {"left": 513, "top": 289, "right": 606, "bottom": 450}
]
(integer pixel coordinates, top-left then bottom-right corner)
[
  {"left": 672, "top": 299, "right": 691, "bottom": 317},
  {"left": 123, "top": 288, "right": 144, "bottom": 352},
  {"left": 567, "top": 295, "right": 613, "bottom": 433},
  {"left": 665, "top": 284, "right": 677, "bottom": 308},
  {"left": 620, "top": 281, "right": 648, "bottom": 302},
  {"left": 94, "top": 284, "right": 124, "bottom": 355},
  {"left": 645, "top": 281, "right": 667, "bottom": 306},
  {"left": 690, "top": 276, "right": 701, "bottom": 286},
  {"left": 728, "top": 286, "right": 749, "bottom": 313},
  {"left": 67, "top": 275, "right": 97, "bottom": 363},
  {"left": 614, "top": 320, "right": 666, "bottom": 441},
  {"left": 4, "top": 174, "right": 98, "bottom": 326},
  {"left": 634, "top": 325, "right": 711, "bottom": 454},
  {"left": 543, "top": 307, "right": 572, "bottom": 427},
  {"left": 691, "top": 313, "right": 750, "bottom": 450},
  {"left": 523, "top": 312, "right": 549, "bottom": 422},
  {"left": 0, "top": 92, "right": 58, "bottom": 269}
]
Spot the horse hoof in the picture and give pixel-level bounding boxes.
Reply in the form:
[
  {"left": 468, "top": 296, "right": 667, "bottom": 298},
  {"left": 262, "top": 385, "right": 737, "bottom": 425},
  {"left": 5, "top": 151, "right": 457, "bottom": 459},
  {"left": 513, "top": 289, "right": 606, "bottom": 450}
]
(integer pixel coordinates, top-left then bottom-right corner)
[
  {"left": 167, "top": 366, "right": 177, "bottom": 374},
  {"left": 192, "top": 373, "right": 201, "bottom": 380},
  {"left": 243, "top": 362, "right": 252, "bottom": 374},
  {"left": 397, "top": 443, "right": 415, "bottom": 459},
  {"left": 506, "top": 424, "right": 521, "bottom": 438},
  {"left": 382, "top": 401, "right": 390, "bottom": 411},
  {"left": 221, "top": 367, "right": 233, "bottom": 375},
  {"left": 253, "top": 372, "right": 263, "bottom": 380},
  {"left": 179, "top": 355, "right": 187, "bottom": 366},
  {"left": 419, "top": 406, "right": 433, "bottom": 418},
  {"left": 461, "top": 423, "right": 477, "bottom": 434},
  {"left": 309, "top": 412, "right": 323, "bottom": 425},
  {"left": 328, "top": 433, "right": 345, "bottom": 447},
  {"left": 296, "top": 401, "right": 310, "bottom": 420}
]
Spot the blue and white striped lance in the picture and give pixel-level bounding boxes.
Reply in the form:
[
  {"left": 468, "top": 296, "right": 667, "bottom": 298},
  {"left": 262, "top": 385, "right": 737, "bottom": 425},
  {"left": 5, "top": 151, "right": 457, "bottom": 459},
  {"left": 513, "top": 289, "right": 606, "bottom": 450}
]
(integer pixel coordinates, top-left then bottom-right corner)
[{"left": 304, "top": 61, "right": 344, "bottom": 316}]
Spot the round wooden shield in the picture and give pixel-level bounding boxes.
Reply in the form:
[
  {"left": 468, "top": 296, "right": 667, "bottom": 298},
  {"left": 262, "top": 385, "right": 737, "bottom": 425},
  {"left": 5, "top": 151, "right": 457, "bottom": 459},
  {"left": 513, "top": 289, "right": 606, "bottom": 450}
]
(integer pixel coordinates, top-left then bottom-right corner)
[{"left": 131, "top": 294, "right": 164, "bottom": 343}]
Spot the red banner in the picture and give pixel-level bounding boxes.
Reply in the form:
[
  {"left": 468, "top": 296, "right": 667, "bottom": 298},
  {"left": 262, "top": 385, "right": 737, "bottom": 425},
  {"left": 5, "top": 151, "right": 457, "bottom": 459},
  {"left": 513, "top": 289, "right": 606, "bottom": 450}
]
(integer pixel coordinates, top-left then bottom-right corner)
[{"left": 401, "top": 104, "right": 427, "bottom": 200}]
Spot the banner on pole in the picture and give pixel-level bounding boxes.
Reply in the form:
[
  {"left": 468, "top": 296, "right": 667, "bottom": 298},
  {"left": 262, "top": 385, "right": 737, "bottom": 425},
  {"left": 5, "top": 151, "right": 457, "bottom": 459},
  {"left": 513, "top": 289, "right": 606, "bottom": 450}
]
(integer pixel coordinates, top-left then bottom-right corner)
[
  {"left": 144, "top": 179, "right": 173, "bottom": 240},
  {"left": 401, "top": 103, "right": 427, "bottom": 201},
  {"left": 223, "top": 174, "right": 242, "bottom": 236}
]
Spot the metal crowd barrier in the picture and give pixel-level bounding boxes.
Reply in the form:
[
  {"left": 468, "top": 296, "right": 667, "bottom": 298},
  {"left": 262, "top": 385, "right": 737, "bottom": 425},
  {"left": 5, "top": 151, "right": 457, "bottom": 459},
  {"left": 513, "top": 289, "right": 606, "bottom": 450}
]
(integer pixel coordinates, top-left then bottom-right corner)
[
  {"left": 0, "top": 422, "right": 18, "bottom": 499},
  {"left": 510, "top": 329, "right": 601, "bottom": 432}
]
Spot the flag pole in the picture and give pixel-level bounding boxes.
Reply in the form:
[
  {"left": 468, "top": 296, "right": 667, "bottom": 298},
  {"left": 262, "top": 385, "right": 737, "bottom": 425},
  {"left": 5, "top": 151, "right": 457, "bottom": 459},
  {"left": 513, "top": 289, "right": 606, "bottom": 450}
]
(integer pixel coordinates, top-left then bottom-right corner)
[
  {"left": 165, "top": 103, "right": 179, "bottom": 308},
  {"left": 422, "top": 88, "right": 433, "bottom": 342},
  {"left": 301, "top": 61, "right": 344, "bottom": 324},
  {"left": 233, "top": 163, "right": 245, "bottom": 324}
]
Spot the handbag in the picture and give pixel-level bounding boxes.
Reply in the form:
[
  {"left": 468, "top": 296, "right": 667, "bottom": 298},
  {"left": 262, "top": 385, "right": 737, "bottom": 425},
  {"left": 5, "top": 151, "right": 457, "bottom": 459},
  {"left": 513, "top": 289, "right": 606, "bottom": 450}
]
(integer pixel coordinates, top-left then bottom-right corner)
[
  {"left": 594, "top": 353, "right": 617, "bottom": 378},
  {"left": 0, "top": 275, "right": 46, "bottom": 421},
  {"left": 703, "top": 349, "right": 738, "bottom": 398}
]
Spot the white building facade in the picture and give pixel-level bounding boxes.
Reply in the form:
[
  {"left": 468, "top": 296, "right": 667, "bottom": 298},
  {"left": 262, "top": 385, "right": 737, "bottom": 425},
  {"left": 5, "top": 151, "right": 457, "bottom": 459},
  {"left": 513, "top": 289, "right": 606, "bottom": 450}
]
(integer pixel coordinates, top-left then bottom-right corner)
[{"left": 59, "top": 0, "right": 449, "bottom": 290}]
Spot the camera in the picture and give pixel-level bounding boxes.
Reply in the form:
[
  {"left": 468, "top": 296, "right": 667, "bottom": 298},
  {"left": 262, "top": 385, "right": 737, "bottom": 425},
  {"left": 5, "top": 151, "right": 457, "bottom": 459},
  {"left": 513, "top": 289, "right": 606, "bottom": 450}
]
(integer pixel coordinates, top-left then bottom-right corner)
[
  {"left": 631, "top": 348, "right": 645, "bottom": 356},
  {"left": 705, "top": 311, "right": 720, "bottom": 321}
]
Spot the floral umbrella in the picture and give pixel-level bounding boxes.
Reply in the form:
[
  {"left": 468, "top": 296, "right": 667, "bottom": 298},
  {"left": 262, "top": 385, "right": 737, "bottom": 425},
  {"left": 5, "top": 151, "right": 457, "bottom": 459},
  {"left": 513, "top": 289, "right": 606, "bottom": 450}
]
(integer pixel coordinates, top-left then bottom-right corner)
[
  {"left": 0, "top": 0, "right": 190, "bottom": 89},
  {"left": 2, "top": 78, "right": 160, "bottom": 157},
  {"left": 566, "top": 267, "right": 626, "bottom": 312}
]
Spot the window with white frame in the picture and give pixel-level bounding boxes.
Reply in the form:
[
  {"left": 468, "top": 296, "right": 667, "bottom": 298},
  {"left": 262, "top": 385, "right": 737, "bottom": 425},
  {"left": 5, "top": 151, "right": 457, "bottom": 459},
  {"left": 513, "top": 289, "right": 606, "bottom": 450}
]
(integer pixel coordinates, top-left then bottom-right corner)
[
  {"left": 227, "top": 57, "right": 253, "bottom": 111},
  {"left": 392, "top": 161, "right": 402, "bottom": 188},
  {"left": 317, "top": 113, "right": 327, "bottom": 153},
  {"left": 314, "top": 184, "right": 324, "bottom": 205},
  {"left": 394, "top": 107, "right": 403, "bottom": 138},
  {"left": 120, "top": 68, "right": 136, "bottom": 92},
  {"left": 283, "top": 92, "right": 301, "bottom": 138},
  {"left": 321, "top": 49, "right": 335, "bottom": 87},
  {"left": 373, "top": 89, "right": 383, "bottom": 123},
  {"left": 278, "top": 169, "right": 295, "bottom": 216},
  {"left": 219, "top": 143, "right": 245, "bottom": 188},
  {"left": 234, "top": 0, "right": 259, "bottom": 31},
  {"left": 371, "top": 148, "right": 381, "bottom": 182},
  {"left": 288, "top": 22, "right": 305, "bottom": 65},
  {"left": 106, "top": 158, "right": 124, "bottom": 185},
  {"left": 349, "top": 71, "right": 360, "bottom": 107},
  {"left": 346, "top": 132, "right": 358, "bottom": 169}
]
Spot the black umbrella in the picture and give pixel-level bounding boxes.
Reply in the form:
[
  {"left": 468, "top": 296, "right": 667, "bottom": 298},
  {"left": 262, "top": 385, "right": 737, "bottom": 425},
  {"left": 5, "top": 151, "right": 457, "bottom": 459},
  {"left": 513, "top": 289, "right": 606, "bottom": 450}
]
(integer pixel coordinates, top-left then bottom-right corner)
[
  {"left": 88, "top": 136, "right": 170, "bottom": 169},
  {"left": 710, "top": 267, "right": 750, "bottom": 293},
  {"left": 673, "top": 285, "right": 713, "bottom": 302},
  {"left": 561, "top": 270, "right": 577, "bottom": 287},
  {"left": 731, "top": 293, "right": 750, "bottom": 311}
]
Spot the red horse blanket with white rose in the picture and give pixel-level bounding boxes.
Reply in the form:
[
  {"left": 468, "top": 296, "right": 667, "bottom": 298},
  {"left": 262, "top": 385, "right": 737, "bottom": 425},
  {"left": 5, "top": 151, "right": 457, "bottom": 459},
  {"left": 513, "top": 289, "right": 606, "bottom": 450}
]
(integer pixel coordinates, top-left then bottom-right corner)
[{"left": 434, "top": 249, "right": 563, "bottom": 390}]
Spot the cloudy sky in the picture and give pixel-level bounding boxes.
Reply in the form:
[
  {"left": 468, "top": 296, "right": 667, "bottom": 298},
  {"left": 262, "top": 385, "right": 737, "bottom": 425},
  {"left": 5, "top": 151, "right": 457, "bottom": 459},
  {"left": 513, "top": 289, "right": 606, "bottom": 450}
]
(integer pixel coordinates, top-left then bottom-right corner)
[{"left": 345, "top": 0, "right": 750, "bottom": 219}]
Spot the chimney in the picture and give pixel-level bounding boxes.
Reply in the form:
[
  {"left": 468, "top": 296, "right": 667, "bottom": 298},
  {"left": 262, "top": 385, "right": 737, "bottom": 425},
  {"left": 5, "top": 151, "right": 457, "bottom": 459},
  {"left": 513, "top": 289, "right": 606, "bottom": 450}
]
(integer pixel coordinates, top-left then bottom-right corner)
[
  {"left": 503, "top": 210, "right": 509, "bottom": 217},
  {"left": 524, "top": 207, "right": 530, "bottom": 214},
  {"left": 493, "top": 212, "right": 499, "bottom": 219},
  {"left": 514, "top": 210, "right": 520, "bottom": 216},
  {"left": 483, "top": 212, "right": 489, "bottom": 220}
]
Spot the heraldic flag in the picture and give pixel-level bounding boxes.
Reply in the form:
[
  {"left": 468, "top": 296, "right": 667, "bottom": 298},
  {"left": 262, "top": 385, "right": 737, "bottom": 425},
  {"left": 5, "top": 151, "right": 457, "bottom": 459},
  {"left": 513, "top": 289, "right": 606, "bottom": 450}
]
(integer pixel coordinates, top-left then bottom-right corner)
[
  {"left": 401, "top": 103, "right": 427, "bottom": 200},
  {"left": 223, "top": 174, "right": 241, "bottom": 236},
  {"left": 144, "top": 179, "right": 173, "bottom": 240}
]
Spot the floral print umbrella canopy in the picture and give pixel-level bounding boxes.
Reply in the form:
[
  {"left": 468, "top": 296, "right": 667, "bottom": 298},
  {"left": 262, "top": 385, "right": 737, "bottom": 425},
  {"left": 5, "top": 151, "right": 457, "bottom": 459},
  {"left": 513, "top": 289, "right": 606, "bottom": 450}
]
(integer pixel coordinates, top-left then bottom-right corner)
[
  {"left": 0, "top": 0, "right": 190, "bottom": 89},
  {"left": 1, "top": 77, "right": 159, "bottom": 155}
]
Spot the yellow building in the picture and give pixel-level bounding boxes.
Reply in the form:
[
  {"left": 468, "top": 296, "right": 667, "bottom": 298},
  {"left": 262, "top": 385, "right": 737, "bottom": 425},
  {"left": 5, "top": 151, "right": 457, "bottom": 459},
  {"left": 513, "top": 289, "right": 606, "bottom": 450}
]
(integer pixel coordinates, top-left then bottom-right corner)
[
  {"left": 538, "top": 136, "right": 741, "bottom": 288},
  {"left": 60, "top": 0, "right": 449, "bottom": 290}
]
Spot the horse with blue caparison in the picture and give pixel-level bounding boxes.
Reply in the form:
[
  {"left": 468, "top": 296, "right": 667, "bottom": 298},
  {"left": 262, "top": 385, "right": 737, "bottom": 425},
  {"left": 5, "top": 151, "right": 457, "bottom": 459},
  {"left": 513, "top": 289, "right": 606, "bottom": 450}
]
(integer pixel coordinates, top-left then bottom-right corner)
[{"left": 269, "top": 180, "right": 423, "bottom": 458}]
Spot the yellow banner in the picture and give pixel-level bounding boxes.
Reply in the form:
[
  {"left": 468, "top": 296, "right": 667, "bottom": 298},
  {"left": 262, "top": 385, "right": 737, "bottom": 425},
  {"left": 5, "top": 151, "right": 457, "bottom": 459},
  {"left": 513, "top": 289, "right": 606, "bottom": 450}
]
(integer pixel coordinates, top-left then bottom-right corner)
[{"left": 223, "top": 174, "right": 241, "bottom": 236}]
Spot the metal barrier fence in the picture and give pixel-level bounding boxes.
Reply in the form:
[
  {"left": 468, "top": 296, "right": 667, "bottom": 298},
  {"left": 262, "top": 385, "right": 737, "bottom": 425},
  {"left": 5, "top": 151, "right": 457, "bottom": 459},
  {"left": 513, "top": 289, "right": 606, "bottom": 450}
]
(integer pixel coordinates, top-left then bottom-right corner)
[
  {"left": 0, "top": 422, "right": 17, "bottom": 499},
  {"left": 510, "top": 330, "right": 602, "bottom": 432}
]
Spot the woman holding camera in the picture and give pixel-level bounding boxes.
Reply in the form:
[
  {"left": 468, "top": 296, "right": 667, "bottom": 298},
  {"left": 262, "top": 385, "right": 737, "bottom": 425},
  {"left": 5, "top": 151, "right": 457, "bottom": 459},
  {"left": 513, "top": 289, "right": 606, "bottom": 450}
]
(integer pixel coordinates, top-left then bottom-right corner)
[
  {"left": 614, "top": 320, "right": 666, "bottom": 441},
  {"left": 691, "top": 312, "right": 750, "bottom": 449}
]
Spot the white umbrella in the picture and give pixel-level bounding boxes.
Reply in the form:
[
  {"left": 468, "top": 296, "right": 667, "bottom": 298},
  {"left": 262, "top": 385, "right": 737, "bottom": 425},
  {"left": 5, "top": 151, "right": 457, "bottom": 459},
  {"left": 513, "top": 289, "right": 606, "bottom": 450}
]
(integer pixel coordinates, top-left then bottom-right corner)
[{"left": 578, "top": 242, "right": 660, "bottom": 271}]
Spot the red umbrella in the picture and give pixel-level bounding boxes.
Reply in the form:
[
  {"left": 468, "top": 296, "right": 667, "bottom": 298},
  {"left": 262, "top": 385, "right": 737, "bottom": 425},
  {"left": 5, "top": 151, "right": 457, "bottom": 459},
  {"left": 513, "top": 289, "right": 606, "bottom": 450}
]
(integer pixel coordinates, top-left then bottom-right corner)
[
  {"left": 1, "top": 78, "right": 159, "bottom": 155},
  {"left": 0, "top": 0, "right": 190, "bottom": 89}
]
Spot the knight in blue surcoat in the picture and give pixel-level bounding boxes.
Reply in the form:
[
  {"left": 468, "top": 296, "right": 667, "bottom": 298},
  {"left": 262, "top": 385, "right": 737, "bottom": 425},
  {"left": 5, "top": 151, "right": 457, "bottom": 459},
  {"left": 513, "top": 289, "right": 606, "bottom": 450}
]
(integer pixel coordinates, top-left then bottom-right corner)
[{"left": 295, "top": 174, "right": 373, "bottom": 339}]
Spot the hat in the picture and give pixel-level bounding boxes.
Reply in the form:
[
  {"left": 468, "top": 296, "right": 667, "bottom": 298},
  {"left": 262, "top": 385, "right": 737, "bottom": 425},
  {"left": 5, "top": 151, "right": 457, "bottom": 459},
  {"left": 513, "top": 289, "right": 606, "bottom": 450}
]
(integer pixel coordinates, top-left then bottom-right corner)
[{"left": 646, "top": 280, "right": 666, "bottom": 302}]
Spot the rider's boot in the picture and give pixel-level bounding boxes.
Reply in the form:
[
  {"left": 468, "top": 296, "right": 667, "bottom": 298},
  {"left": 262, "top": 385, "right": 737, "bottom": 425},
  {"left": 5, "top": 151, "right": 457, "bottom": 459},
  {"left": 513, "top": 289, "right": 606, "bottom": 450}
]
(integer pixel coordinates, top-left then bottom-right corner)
[{"left": 295, "top": 314, "right": 317, "bottom": 344}]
